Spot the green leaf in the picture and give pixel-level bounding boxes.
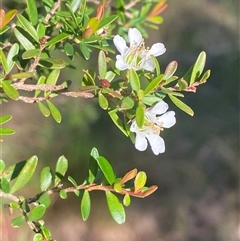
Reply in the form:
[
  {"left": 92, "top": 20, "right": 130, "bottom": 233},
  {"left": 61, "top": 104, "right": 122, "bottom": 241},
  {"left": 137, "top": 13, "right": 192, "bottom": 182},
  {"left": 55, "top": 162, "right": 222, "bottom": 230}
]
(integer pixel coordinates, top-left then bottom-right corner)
[
  {"left": 47, "top": 100, "right": 62, "bottom": 123},
  {"left": 33, "top": 233, "right": 44, "bottom": 241},
  {"left": 11, "top": 72, "right": 34, "bottom": 79},
  {"left": 35, "top": 76, "right": 46, "bottom": 97},
  {"left": 11, "top": 216, "right": 25, "bottom": 228},
  {"left": 98, "top": 91, "right": 108, "bottom": 110},
  {"left": 59, "top": 189, "right": 67, "bottom": 199},
  {"left": 10, "top": 156, "right": 38, "bottom": 193},
  {"left": 70, "top": 0, "right": 81, "bottom": 12},
  {"left": 6, "top": 43, "right": 19, "bottom": 73},
  {"left": 64, "top": 43, "right": 74, "bottom": 58},
  {"left": 163, "top": 61, "right": 178, "bottom": 80},
  {"left": 144, "top": 74, "right": 163, "bottom": 95},
  {"left": 80, "top": 41, "right": 90, "bottom": 60},
  {"left": 0, "top": 159, "right": 5, "bottom": 172},
  {"left": 190, "top": 51, "right": 206, "bottom": 84},
  {"left": 178, "top": 78, "right": 188, "bottom": 90},
  {"left": 129, "top": 69, "right": 140, "bottom": 92},
  {"left": 9, "top": 201, "right": 20, "bottom": 210},
  {"left": 99, "top": 15, "right": 118, "bottom": 29},
  {"left": 26, "top": 0, "right": 38, "bottom": 26},
  {"left": 41, "top": 226, "right": 51, "bottom": 240},
  {"left": 38, "top": 102, "right": 50, "bottom": 117},
  {"left": 0, "top": 127, "right": 15, "bottom": 136},
  {"left": 17, "top": 14, "right": 39, "bottom": 42},
  {"left": 54, "top": 156, "right": 68, "bottom": 186},
  {"left": 108, "top": 109, "right": 128, "bottom": 136},
  {"left": 0, "top": 49, "right": 8, "bottom": 73},
  {"left": 150, "top": 55, "right": 160, "bottom": 75},
  {"left": 13, "top": 26, "right": 35, "bottom": 50},
  {"left": 123, "top": 194, "right": 131, "bottom": 206},
  {"left": 40, "top": 167, "right": 52, "bottom": 191},
  {"left": 38, "top": 58, "right": 66, "bottom": 69},
  {"left": 81, "top": 190, "right": 91, "bottom": 221},
  {"left": 96, "top": 156, "right": 115, "bottom": 185},
  {"left": 46, "top": 69, "right": 60, "bottom": 85},
  {"left": 142, "top": 95, "right": 162, "bottom": 106},
  {"left": 199, "top": 69, "right": 211, "bottom": 83},
  {"left": 0, "top": 177, "right": 10, "bottom": 193},
  {"left": 38, "top": 192, "right": 51, "bottom": 208},
  {"left": 22, "top": 49, "right": 41, "bottom": 59},
  {"left": 98, "top": 50, "right": 107, "bottom": 79},
  {"left": 1, "top": 9, "right": 18, "bottom": 29},
  {"left": 136, "top": 102, "right": 145, "bottom": 128},
  {"left": 45, "top": 32, "right": 70, "bottom": 47},
  {"left": 168, "top": 94, "right": 194, "bottom": 116},
  {"left": 134, "top": 171, "right": 147, "bottom": 192},
  {"left": 121, "top": 96, "right": 135, "bottom": 110},
  {"left": 28, "top": 204, "right": 46, "bottom": 221},
  {"left": 106, "top": 191, "right": 125, "bottom": 224},
  {"left": 0, "top": 115, "right": 12, "bottom": 125},
  {"left": 88, "top": 148, "right": 99, "bottom": 183},
  {"left": 1, "top": 80, "right": 19, "bottom": 100},
  {"left": 36, "top": 23, "right": 46, "bottom": 38}
]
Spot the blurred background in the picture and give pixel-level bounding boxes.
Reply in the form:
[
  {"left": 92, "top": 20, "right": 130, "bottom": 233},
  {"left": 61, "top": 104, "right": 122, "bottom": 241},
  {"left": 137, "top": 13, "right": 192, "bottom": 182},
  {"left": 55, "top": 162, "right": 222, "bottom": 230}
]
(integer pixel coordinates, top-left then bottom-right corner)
[{"left": 1, "top": 0, "right": 239, "bottom": 241}]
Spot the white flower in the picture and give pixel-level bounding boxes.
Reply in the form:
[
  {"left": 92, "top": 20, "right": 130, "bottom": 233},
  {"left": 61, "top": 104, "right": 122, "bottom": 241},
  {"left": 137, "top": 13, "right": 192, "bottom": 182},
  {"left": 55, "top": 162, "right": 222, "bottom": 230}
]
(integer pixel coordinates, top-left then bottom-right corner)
[
  {"left": 130, "top": 101, "right": 176, "bottom": 155},
  {"left": 113, "top": 28, "right": 166, "bottom": 71}
]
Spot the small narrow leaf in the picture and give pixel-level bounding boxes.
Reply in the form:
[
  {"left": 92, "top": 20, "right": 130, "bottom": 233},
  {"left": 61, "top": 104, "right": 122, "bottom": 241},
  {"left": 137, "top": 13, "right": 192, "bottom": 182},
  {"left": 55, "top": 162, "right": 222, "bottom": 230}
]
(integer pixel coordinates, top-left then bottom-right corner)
[
  {"left": 0, "top": 127, "right": 15, "bottom": 136},
  {"left": 136, "top": 102, "right": 145, "bottom": 128},
  {"left": 0, "top": 115, "right": 12, "bottom": 125},
  {"left": 46, "top": 69, "right": 60, "bottom": 85},
  {"left": 96, "top": 156, "right": 115, "bottom": 185},
  {"left": 0, "top": 159, "right": 5, "bottom": 172},
  {"left": 81, "top": 190, "right": 91, "bottom": 221},
  {"left": 10, "top": 156, "right": 38, "bottom": 193},
  {"left": 45, "top": 32, "right": 70, "bottom": 47},
  {"left": 11, "top": 216, "right": 25, "bottom": 228},
  {"left": 98, "top": 50, "right": 107, "bottom": 79},
  {"left": 38, "top": 102, "right": 50, "bottom": 117},
  {"left": 22, "top": 49, "right": 41, "bottom": 59},
  {"left": 134, "top": 171, "right": 147, "bottom": 192},
  {"left": 108, "top": 109, "right": 128, "bottom": 136},
  {"left": 98, "top": 91, "right": 108, "bottom": 110},
  {"left": 163, "top": 61, "right": 178, "bottom": 80},
  {"left": 40, "top": 167, "right": 52, "bottom": 191},
  {"left": 17, "top": 14, "right": 39, "bottom": 42},
  {"left": 28, "top": 204, "right": 46, "bottom": 221},
  {"left": 79, "top": 41, "right": 90, "bottom": 60},
  {"left": 54, "top": 156, "right": 68, "bottom": 186},
  {"left": 6, "top": 43, "right": 19, "bottom": 73},
  {"left": 99, "top": 15, "right": 118, "bottom": 29},
  {"left": 121, "top": 96, "right": 134, "bottom": 110},
  {"left": 0, "top": 81, "right": 19, "bottom": 100},
  {"left": 38, "top": 58, "right": 66, "bottom": 69},
  {"left": 106, "top": 191, "right": 125, "bottom": 224},
  {"left": 47, "top": 100, "right": 62, "bottom": 123},
  {"left": 190, "top": 51, "right": 206, "bottom": 84},
  {"left": 0, "top": 177, "right": 10, "bottom": 193},
  {"left": 0, "top": 49, "right": 8, "bottom": 73},
  {"left": 59, "top": 189, "right": 67, "bottom": 199},
  {"left": 33, "top": 233, "right": 44, "bottom": 241},
  {"left": 123, "top": 194, "right": 131, "bottom": 206},
  {"left": 26, "top": 0, "right": 38, "bottom": 26},
  {"left": 120, "top": 169, "right": 137, "bottom": 184},
  {"left": 168, "top": 94, "right": 194, "bottom": 116},
  {"left": 38, "top": 192, "right": 51, "bottom": 208},
  {"left": 129, "top": 69, "right": 140, "bottom": 92},
  {"left": 144, "top": 74, "right": 163, "bottom": 95},
  {"left": 13, "top": 27, "right": 35, "bottom": 50},
  {"left": 11, "top": 72, "right": 34, "bottom": 79}
]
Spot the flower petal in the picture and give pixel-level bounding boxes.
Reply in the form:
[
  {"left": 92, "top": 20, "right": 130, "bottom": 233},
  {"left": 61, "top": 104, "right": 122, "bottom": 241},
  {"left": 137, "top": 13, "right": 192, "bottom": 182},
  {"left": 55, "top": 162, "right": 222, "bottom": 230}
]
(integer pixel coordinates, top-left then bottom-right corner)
[
  {"left": 142, "top": 59, "right": 155, "bottom": 71},
  {"left": 157, "top": 111, "right": 176, "bottom": 128},
  {"left": 128, "top": 28, "right": 142, "bottom": 46},
  {"left": 113, "top": 35, "right": 128, "bottom": 55},
  {"left": 147, "top": 134, "right": 165, "bottom": 155},
  {"left": 149, "top": 101, "right": 169, "bottom": 115},
  {"left": 116, "top": 55, "right": 129, "bottom": 70},
  {"left": 135, "top": 133, "right": 148, "bottom": 151},
  {"left": 148, "top": 43, "right": 166, "bottom": 57}
]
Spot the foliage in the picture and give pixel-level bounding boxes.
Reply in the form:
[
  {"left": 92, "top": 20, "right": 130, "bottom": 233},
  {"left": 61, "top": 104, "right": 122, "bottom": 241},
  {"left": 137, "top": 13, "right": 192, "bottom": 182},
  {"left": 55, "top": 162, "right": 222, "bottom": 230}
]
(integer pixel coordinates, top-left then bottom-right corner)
[{"left": 0, "top": 0, "right": 210, "bottom": 240}]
